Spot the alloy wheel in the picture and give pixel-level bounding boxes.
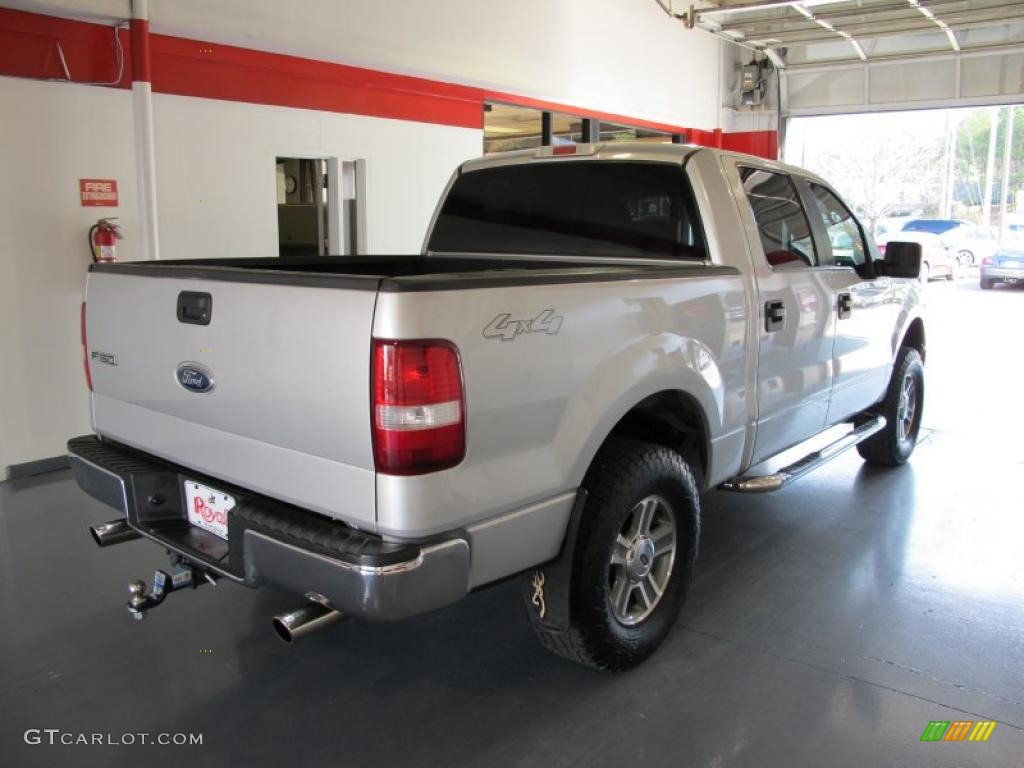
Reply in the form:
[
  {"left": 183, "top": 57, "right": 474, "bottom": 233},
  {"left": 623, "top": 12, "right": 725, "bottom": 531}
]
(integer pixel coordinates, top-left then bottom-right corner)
[
  {"left": 608, "top": 495, "right": 677, "bottom": 625},
  {"left": 897, "top": 375, "right": 917, "bottom": 443}
]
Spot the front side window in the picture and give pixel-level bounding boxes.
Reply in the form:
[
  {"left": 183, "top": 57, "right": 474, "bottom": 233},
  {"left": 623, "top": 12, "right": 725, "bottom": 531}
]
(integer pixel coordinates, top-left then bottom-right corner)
[
  {"left": 739, "top": 167, "right": 817, "bottom": 268},
  {"left": 808, "top": 183, "right": 868, "bottom": 268},
  {"left": 427, "top": 161, "right": 707, "bottom": 260}
]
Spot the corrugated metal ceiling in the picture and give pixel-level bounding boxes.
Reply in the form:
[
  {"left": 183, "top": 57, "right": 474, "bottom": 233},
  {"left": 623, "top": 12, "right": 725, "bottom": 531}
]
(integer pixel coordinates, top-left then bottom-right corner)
[{"left": 658, "top": 0, "right": 1024, "bottom": 67}]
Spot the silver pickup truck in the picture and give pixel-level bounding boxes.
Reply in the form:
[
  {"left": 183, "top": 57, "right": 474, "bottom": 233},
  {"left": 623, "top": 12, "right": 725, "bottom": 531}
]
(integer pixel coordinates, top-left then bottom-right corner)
[{"left": 70, "top": 143, "right": 926, "bottom": 670}]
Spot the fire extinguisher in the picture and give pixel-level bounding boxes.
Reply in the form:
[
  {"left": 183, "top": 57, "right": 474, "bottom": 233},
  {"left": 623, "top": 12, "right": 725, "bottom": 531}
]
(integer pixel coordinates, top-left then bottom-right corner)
[{"left": 88, "top": 218, "right": 123, "bottom": 263}]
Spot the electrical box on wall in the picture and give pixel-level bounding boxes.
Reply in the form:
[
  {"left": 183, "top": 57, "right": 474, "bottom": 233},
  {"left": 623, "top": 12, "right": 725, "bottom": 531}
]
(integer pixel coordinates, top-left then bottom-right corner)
[
  {"left": 740, "top": 66, "right": 759, "bottom": 92},
  {"left": 740, "top": 62, "right": 767, "bottom": 107}
]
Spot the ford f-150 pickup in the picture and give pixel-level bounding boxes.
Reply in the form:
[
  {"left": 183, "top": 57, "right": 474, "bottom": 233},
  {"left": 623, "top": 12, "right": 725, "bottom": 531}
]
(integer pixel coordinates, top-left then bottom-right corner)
[{"left": 70, "top": 143, "right": 927, "bottom": 670}]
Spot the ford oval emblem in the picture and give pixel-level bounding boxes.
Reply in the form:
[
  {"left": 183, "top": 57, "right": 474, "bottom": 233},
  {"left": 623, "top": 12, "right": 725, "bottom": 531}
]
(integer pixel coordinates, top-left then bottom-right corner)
[{"left": 175, "top": 362, "right": 215, "bottom": 394}]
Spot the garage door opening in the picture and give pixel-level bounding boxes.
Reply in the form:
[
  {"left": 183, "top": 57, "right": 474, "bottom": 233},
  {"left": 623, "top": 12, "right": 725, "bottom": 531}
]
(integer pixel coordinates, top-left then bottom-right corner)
[
  {"left": 785, "top": 104, "right": 1024, "bottom": 446},
  {"left": 783, "top": 105, "right": 1023, "bottom": 259}
]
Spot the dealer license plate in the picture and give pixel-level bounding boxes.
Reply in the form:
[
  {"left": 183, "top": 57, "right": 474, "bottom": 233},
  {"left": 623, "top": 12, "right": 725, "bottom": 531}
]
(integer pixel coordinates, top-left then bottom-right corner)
[{"left": 184, "top": 480, "right": 235, "bottom": 540}]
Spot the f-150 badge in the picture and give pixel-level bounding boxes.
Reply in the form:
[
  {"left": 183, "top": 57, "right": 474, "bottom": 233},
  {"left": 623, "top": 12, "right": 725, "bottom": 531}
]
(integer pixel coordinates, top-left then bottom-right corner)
[{"left": 483, "top": 309, "right": 563, "bottom": 341}]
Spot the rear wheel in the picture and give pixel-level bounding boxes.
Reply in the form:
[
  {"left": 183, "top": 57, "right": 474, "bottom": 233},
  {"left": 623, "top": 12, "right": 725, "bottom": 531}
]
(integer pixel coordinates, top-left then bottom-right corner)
[
  {"left": 857, "top": 346, "right": 924, "bottom": 466},
  {"left": 981, "top": 278, "right": 995, "bottom": 290},
  {"left": 528, "top": 439, "right": 700, "bottom": 670}
]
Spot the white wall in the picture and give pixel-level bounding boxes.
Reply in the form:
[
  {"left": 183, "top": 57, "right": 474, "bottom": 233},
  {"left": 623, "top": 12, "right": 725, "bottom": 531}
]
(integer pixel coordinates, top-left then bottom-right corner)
[
  {"left": 0, "top": 75, "right": 479, "bottom": 474},
  {"left": 152, "top": 94, "right": 479, "bottom": 260},
  {"left": 5, "top": 0, "right": 722, "bottom": 131},
  {"left": 0, "top": 0, "right": 725, "bottom": 473},
  {"left": 0, "top": 79, "right": 138, "bottom": 475}
]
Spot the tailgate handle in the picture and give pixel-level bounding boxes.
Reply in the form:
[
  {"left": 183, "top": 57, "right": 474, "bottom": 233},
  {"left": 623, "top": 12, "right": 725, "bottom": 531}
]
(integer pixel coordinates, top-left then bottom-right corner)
[{"left": 177, "top": 292, "right": 212, "bottom": 326}]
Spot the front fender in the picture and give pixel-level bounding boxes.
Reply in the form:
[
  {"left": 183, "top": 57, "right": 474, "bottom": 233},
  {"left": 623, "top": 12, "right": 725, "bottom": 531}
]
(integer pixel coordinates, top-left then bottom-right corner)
[{"left": 891, "top": 279, "right": 925, "bottom": 359}]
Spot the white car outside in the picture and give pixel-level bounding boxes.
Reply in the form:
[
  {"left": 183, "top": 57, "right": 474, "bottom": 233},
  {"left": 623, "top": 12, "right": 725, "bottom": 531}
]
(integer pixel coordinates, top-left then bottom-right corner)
[{"left": 941, "top": 224, "right": 999, "bottom": 266}]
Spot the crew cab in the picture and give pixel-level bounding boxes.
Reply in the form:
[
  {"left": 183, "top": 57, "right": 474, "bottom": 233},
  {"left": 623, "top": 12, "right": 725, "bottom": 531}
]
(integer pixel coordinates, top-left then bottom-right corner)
[{"left": 70, "top": 144, "right": 927, "bottom": 669}]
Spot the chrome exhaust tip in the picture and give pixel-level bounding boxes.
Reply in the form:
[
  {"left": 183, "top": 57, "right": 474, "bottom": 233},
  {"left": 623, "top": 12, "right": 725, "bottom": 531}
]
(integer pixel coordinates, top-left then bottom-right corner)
[
  {"left": 272, "top": 602, "right": 344, "bottom": 643},
  {"left": 90, "top": 519, "right": 141, "bottom": 548}
]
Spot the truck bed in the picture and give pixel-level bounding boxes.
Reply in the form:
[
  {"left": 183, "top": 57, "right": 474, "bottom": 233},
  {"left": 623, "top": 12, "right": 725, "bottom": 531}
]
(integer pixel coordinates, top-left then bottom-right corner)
[{"left": 85, "top": 256, "right": 734, "bottom": 536}]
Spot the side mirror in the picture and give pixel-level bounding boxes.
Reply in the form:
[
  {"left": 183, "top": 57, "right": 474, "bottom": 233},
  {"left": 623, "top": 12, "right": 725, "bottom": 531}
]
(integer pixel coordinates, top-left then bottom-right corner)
[{"left": 881, "top": 241, "right": 922, "bottom": 279}]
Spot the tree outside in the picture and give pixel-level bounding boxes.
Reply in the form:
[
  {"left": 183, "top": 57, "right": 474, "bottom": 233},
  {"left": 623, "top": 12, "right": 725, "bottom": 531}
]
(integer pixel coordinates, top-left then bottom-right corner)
[
  {"left": 784, "top": 106, "right": 1023, "bottom": 238},
  {"left": 955, "top": 107, "right": 1024, "bottom": 212}
]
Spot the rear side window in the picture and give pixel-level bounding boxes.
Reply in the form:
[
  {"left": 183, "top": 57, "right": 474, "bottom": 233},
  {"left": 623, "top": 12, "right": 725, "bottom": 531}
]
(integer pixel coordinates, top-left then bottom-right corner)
[
  {"left": 739, "top": 167, "right": 818, "bottom": 268},
  {"left": 427, "top": 162, "right": 707, "bottom": 260}
]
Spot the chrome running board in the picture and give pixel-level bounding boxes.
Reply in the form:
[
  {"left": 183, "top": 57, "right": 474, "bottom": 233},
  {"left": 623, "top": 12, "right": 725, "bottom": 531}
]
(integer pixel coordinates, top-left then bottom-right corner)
[{"left": 720, "top": 416, "right": 887, "bottom": 493}]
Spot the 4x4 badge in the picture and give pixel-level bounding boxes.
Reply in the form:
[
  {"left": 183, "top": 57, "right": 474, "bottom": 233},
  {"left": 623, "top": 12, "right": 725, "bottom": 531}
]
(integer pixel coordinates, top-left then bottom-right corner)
[{"left": 483, "top": 309, "right": 563, "bottom": 341}]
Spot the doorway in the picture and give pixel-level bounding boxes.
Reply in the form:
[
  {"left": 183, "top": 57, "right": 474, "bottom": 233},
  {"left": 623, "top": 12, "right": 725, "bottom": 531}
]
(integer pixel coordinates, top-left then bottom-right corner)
[{"left": 275, "top": 157, "right": 365, "bottom": 257}]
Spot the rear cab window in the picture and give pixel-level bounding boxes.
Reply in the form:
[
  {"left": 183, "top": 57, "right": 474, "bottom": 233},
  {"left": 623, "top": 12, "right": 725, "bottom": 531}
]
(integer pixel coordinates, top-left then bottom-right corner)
[{"left": 427, "top": 161, "right": 707, "bottom": 260}]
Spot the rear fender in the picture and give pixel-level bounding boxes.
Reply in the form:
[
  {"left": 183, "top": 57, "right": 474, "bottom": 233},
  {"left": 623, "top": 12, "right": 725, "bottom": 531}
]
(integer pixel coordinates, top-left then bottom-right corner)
[{"left": 560, "top": 332, "right": 723, "bottom": 489}]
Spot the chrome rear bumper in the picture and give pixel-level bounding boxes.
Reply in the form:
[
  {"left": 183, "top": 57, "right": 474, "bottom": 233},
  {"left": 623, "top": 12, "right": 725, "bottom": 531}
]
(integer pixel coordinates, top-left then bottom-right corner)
[{"left": 68, "top": 435, "right": 470, "bottom": 621}]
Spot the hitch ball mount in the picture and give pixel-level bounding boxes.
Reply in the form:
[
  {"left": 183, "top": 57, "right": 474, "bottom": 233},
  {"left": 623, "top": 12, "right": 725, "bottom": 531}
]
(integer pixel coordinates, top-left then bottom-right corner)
[{"left": 127, "top": 559, "right": 219, "bottom": 620}]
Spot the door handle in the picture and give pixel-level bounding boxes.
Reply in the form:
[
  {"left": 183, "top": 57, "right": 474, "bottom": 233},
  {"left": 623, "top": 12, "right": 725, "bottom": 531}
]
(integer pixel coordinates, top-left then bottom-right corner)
[
  {"left": 765, "top": 299, "right": 785, "bottom": 332},
  {"left": 837, "top": 292, "right": 852, "bottom": 320}
]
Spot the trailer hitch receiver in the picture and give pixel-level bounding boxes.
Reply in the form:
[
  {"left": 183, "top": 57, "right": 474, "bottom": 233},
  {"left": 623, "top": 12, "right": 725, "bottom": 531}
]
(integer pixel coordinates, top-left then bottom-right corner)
[{"left": 127, "top": 562, "right": 217, "bottom": 620}]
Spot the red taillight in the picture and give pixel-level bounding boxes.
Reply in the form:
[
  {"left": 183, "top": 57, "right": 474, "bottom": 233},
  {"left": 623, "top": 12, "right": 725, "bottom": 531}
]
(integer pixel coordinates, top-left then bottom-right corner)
[
  {"left": 878, "top": 243, "right": 887, "bottom": 256},
  {"left": 81, "top": 302, "right": 93, "bottom": 391},
  {"left": 372, "top": 339, "right": 465, "bottom": 475},
  {"left": 982, "top": 256, "right": 994, "bottom": 266}
]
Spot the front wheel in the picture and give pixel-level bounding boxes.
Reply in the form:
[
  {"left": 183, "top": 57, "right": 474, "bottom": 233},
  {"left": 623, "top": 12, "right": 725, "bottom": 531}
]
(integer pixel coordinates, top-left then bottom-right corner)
[
  {"left": 856, "top": 346, "right": 924, "bottom": 466},
  {"left": 528, "top": 439, "right": 700, "bottom": 670}
]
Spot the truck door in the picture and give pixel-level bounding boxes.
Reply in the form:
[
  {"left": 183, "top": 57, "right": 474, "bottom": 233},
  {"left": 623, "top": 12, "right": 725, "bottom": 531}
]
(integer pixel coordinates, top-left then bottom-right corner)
[
  {"left": 798, "top": 179, "right": 894, "bottom": 424},
  {"left": 725, "top": 160, "right": 837, "bottom": 465}
]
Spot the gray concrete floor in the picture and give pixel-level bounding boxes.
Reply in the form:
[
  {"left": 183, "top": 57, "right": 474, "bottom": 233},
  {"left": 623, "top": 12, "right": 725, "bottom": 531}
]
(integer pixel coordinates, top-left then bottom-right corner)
[{"left": 2, "top": 279, "right": 1023, "bottom": 767}]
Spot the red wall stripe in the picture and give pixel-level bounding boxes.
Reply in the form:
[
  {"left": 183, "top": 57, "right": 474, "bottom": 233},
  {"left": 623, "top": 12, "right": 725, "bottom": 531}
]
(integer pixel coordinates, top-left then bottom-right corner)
[
  {"left": 0, "top": 7, "right": 777, "bottom": 157},
  {"left": 0, "top": 8, "right": 130, "bottom": 85},
  {"left": 148, "top": 31, "right": 484, "bottom": 128},
  {"left": 721, "top": 130, "right": 779, "bottom": 159}
]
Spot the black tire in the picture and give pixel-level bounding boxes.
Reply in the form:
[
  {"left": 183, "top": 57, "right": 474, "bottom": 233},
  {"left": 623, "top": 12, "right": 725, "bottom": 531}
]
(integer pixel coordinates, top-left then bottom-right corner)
[
  {"left": 856, "top": 346, "right": 924, "bottom": 466},
  {"left": 529, "top": 439, "right": 700, "bottom": 671},
  {"left": 981, "top": 278, "right": 994, "bottom": 290}
]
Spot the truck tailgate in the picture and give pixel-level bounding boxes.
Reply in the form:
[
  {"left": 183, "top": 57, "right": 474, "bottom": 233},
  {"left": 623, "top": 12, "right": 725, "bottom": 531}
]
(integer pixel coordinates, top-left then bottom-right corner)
[{"left": 84, "top": 269, "right": 379, "bottom": 530}]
